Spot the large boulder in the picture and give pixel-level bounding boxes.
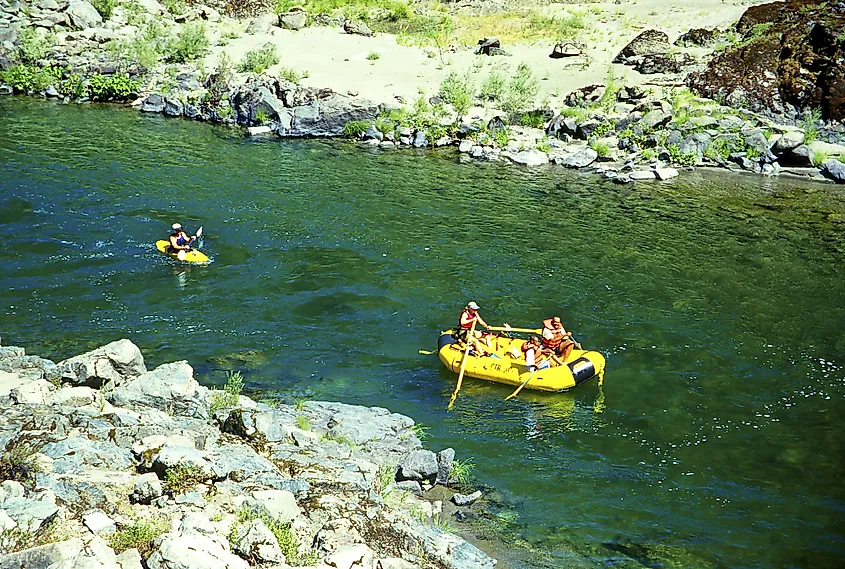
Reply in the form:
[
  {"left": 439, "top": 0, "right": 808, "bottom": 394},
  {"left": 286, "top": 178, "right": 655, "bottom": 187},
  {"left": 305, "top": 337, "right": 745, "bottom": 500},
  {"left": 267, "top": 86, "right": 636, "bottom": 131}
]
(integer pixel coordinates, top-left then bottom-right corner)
[
  {"left": 244, "top": 489, "right": 300, "bottom": 524},
  {"left": 343, "top": 19, "right": 373, "bottom": 37},
  {"left": 821, "top": 159, "right": 845, "bottom": 184},
  {"left": 107, "top": 361, "right": 209, "bottom": 419},
  {"left": 397, "top": 449, "right": 439, "bottom": 483},
  {"left": 57, "top": 339, "right": 145, "bottom": 389},
  {"left": 674, "top": 28, "right": 718, "bottom": 47},
  {"left": 564, "top": 84, "right": 605, "bottom": 108},
  {"left": 508, "top": 149, "right": 549, "bottom": 166},
  {"left": 0, "top": 536, "right": 118, "bottom": 569},
  {"left": 64, "top": 1, "right": 103, "bottom": 30},
  {"left": 287, "top": 94, "right": 380, "bottom": 137},
  {"left": 140, "top": 94, "right": 166, "bottom": 113},
  {"left": 231, "top": 518, "right": 284, "bottom": 564},
  {"left": 678, "top": 132, "right": 712, "bottom": 161},
  {"left": 687, "top": 0, "right": 845, "bottom": 121},
  {"left": 146, "top": 532, "right": 249, "bottom": 569},
  {"left": 546, "top": 115, "right": 578, "bottom": 139},
  {"left": 279, "top": 9, "right": 307, "bottom": 30},
  {"left": 629, "top": 52, "right": 696, "bottom": 75},
  {"left": 613, "top": 29, "right": 671, "bottom": 64},
  {"left": 555, "top": 147, "right": 598, "bottom": 168}
]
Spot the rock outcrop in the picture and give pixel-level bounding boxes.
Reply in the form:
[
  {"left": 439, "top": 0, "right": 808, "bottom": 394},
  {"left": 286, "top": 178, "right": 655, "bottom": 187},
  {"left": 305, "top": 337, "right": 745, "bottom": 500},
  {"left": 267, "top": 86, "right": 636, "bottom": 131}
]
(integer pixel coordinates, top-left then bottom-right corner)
[
  {"left": 687, "top": 0, "right": 845, "bottom": 121},
  {"left": 0, "top": 339, "right": 496, "bottom": 569}
]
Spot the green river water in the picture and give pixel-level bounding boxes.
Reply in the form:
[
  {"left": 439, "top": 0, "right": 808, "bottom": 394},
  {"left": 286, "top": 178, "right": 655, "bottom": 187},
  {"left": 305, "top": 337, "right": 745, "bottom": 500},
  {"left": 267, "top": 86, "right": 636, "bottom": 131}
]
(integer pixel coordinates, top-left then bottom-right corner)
[{"left": 1, "top": 97, "right": 844, "bottom": 569}]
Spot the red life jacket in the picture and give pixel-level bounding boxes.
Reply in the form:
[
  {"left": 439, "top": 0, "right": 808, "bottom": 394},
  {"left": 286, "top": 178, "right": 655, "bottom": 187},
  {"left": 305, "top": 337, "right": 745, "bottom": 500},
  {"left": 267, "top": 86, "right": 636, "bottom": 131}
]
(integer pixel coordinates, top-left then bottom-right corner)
[
  {"left": 521, "top": 341, "right": 539, "bottom": 354},
  {"left": 458, "top": 309, "right": 476, "bottom": 329},
  {"left": 542, "top": 318, "right": 565, "bottom": 349}
]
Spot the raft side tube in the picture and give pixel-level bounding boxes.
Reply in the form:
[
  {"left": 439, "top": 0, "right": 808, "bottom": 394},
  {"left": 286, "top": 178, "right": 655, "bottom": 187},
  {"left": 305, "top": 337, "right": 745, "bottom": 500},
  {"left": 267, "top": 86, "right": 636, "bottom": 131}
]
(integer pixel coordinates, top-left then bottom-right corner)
[{"left": 568, "top": 357, "right": 597, "bottom": 384}]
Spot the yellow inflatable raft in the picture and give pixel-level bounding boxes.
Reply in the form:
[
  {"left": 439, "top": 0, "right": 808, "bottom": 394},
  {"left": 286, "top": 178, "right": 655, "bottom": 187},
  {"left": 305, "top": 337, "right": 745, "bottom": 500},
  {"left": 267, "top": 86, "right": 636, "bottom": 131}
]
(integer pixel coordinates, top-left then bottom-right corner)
[
  {"left": 438, "top": 331, "right": 605, "bottom": 391},
  {"left": 155, "top": 240, "right": 210, "bottom": 264}
]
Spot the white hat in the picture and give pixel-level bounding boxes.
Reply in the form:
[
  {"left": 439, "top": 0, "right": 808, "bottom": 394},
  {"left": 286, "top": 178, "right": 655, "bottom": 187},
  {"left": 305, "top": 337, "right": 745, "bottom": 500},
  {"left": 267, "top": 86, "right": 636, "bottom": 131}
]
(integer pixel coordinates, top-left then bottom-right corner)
[
  {"left": 467, "top": 301, "right": 480, "bottom": 310},
  {"left": 172, "top": 223, "right": 182, "bottom": 230}
]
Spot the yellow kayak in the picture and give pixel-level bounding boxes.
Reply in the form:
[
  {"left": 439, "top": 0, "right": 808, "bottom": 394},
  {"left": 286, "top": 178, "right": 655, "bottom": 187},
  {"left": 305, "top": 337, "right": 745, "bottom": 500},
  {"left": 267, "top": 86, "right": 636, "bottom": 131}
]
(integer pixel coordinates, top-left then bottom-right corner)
[
  {"left": 438, "top": 330, "right": 605, "bottom": 391},
  {"left": 155, "top": 240, "right": 210, "bottom": 264}
]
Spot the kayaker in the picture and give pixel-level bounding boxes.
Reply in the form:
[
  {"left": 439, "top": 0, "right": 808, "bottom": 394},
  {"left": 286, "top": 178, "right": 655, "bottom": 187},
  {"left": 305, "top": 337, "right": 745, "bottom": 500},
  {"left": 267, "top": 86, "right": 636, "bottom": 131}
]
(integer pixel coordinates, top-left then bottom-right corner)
[
  {"left": 168, "top": 223, "right": 195, "bottom": 253},
  {"left": 456, "top": 301, "right": 493, "bottom": 354},
  {"left": 541, "top": 316, "right": 577, "bottom": 361}
]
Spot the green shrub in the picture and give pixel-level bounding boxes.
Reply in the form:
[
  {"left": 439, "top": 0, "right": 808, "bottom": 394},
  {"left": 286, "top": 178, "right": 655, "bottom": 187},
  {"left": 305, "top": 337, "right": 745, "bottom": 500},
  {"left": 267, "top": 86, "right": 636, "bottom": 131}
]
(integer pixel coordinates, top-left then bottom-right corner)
[
  {"left": 536, "top": 139, "right": 551, "bottom": 153},
  {"left": 294, "top": 396, "right": 308, "bottom": 411},
  {"left": 107, "top": 19, "right": 170, "bottom": 71},
  {"left": 162, "top": 0, "right": 186, "bottom": 15},
  {"left": 704, "top": 136, "right": 744, "bottom": 160},
  {"left": 449, "top": 458, "right": 475, "bottom": 486},
  {"left": 229, "top": 505, "right": 316, "bottom": 565},
  {"left": 803, "top": 108, "right": 821, "bottom": 145},
  {"left": 502, "top": 63, "right": 539, "bottom": 113},
  {"left": 589, "top": 139, "right": 610, "bottom": 158},
  {"left": 57, "top": 73, "right": 86, "bottom": 99},
  {"left": 642, "top": 148, "right": 656, "bottom": 160},
  {"left": 164, "top": 464, "right": 207, "bottom": 495},
  {"left": 667, "top": 144, "right": 698, "bottom": 166},
  {"left": 279, "top": 66, "right": 305, "bottom": 83},
  {"left": 519, "top": 111, "right": 546, "bottom": 129},
  {"left": 529, "top": 11, "right": 587, "bottom": 40},
  {"left": 88, "top": 74, "right": 139, "bottom": 101},
  {"left": 167, "top": 22, "right": 210, "bottom": 63},
  {"left": 367, "top": 51, "right": 380, "bottom": 60},
  {"left": 592, "top": 120, "right": 615, "bottom": 138},
  {"left": 90, "top": 0, "right": 117, "bottom": 18},
  {"left": 439, "top": 71, "right": 473, "bottom": 117},
  {"left": 109, "top": 518, "right": 168, "bottom": 558},
  {"left": 375, "top": 116, "right": 395, "bottom": 134},
  {"left": 409, "top": 423, "right": 429, "bottom": 442},
  {"left": 17, "top": 28, "right": 52, "bottom": 64},
  {"left": 493, "top": 127, "right": 509, "bottom": 148},
  {"left": 0, "top": 64, "right": 58, "bottom": 93},
  {"left": 208, "top": 370, "right": 244, "bottom": 413},
  {"left": 0, "top": 439, "right": 41, "bottom": 486},
  {"left": 480, "top": 70, "right": 507, "bottom": 102},
  {"left": 295, "top": 415, "right": 311, "bottom": 430},
  {"left": 237, "top": 44, "right": 280, "bottom": 74}
]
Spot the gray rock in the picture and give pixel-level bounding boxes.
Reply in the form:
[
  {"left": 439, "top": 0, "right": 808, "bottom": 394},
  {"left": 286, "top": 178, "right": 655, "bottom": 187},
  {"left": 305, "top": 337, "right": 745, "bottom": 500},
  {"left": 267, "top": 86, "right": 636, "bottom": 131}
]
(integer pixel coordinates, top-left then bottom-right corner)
[
  {"left": 37, "top": 0, "right": 61, "bottom": 9},
  {"left": 821, "top": 159, "right": 845, "bottom": 184},
  {"left": 288, "top": 95, "right": 380, "bottom": 137},
  {"left": 164, "top": 97, "right": 184, "bottom": 117},
  {"left": 10, "top": 378, "right": 55, "bottom": 405},
  {"left": 452, "top": 490, "right": 482, "bottom": 506},
  {"left": 184, "top": 103, "right": 200, "bottom": 119},
  {"left": 394, "top": 480, "right": 423, "bottom": 495},
  {"left": 65, "top": 1, "right": 103, "bottom": 30},
  {"left": 140, "top": 94, "right": 165, "bottom": 113},
  {"left": 555, "top": 147, "right": 598, "bottom": 168},
  {"left": 1, "top": 497, "right": 59, "bottom": 532},
  {"left": 363, "top": 124, "right": 383, "bottom": 141},
  {"left": 629, "top": 52, "right": 696, "bottom": 74},
  {"left": 232, "top": 518, "right": 285, "bottom": 564},
  {"left": 42, "top": 436, "right": 134, "bottom": 474},
  {"left": 20, "top": 355, "right": 60, "bottom": 382},
  {"left": 173, "top": 491, "right": 205, "bottom": 507},
  {"left": 240, "top": 473, "right": 310, "bottom": 499},
  {"left": 108, "top": 361, "right": 208, "bottom": 419},
  {"left": 744, "top": 132, "right": 769, "bottom": 155},
  {"left": 397, "top": 449, "right": 439, "bottom": 482},
  {"left": 678, "top": 132, "right": 711, "bottom": 160},
  {"left": 246, "top": 13, "right": 276, "bottom": 35},
  {"left": 614, "top": 111, "right": 642, "bottom": 133},
  {"left": 629, "top": 170, "right": 656, "bottom": 180},
  {"left": 666, "top": 129, "right": 682, "bottom": 146},
  {"left": 179, "top": 511, "right": 215, "bottom": 535},
  {"left": 378, "top": 558, "right": 419, "bottom": 569},
  {"left": 641, "top": 110, "right": 671, "bottom": 131},
  {"left": 546, "top": 114, "right": 578, "bottom": 139},
  {"left": 278, "top": 10, "right": 307, "bottom": 30},
  {"left": 575, "top": 119, "right": 600, "bottom": 140},
  {"left": 564, "top": 84, "right": 605, "bottom": 108},
  {"left": 244, "top": 489, "right": 300, "bottom": 524},
  {"left": 457, "top": 139, "right": 473, "bottom": 153},
  {"left": 58, "top": 339, "right": 145, "bottom": 389},
  {"left": 343, "top": 19, "right": 372, "bottom": 37},
  {"left": 115, "top": 548, "right": 143, "bottom": 569},
  {"left": 782, "top": 144, "right": 814, "bottom": 167},
  {"left": 82, "top": 509, "right": 116, "bottom": 535},
  {"left": 1, "top": 480, "right": 25, "bottom": 500},
  {"left": 412, "top": 130, "right": 428, "bottom": 147},
  {"left": 0, "top": 536, "right": 118, "bottom": 569},
  {"left": 323, "top": 544, "right": 376, "bottom": 569},
  {"left": 655, "top": 167, "right": 679, "bottom": 180},
  {"left": 52, "top": 385, "right": 96, "bottom": 407},
  {"left": 131, "top": 472, "right": 163, "bottom": 504},
  {"left": 146, "top": 532, "right": 249, "bottom": 569},
  {"left": 150, "top": 444, "right": 216, "bottom": 480},
  {"left": 509, "top": 148, "right": 549, "bottom": 166},
  {"left": 772, "top": 130, "right": 805, "bottom": 154},
  {"left": 613, "top": 29, "right": 671, "bottom": 64},
  {"left": 34, "top": 474, "right": 107, "bottom": 511},
  {"left": 718, "top": 115, "right": 746, "bottom": 131},
  {"left": 549, "top": 40, "right": 581, "bottom": 58}
]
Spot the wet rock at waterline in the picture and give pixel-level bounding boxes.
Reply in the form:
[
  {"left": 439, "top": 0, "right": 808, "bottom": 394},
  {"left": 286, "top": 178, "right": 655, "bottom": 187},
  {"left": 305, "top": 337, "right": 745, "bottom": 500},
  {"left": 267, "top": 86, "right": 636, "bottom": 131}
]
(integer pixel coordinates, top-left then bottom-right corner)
[{"left": 0, "top": 338, "right": 497, "bottom": 568}]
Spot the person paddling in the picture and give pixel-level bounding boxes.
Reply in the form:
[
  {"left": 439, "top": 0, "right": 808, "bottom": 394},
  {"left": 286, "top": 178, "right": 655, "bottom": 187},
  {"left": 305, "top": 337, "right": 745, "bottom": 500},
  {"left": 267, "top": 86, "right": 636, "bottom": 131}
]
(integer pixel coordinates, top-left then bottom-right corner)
[
  {"left": 456, "top": 301, "right": 494, "bottom": 354},
  {"left": 168, "top": 223, "right": 197, "bottom": 253},
  {"left": 541, "top": 315, "right": 577, "bottom": 361}
]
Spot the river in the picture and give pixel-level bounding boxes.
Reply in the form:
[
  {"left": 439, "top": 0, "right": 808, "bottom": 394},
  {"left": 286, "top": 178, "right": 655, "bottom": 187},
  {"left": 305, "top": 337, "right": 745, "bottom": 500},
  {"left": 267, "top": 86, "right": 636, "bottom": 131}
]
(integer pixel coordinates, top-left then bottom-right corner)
[{"left": 1, "top": 96, "right": 844, "bottom": 569}]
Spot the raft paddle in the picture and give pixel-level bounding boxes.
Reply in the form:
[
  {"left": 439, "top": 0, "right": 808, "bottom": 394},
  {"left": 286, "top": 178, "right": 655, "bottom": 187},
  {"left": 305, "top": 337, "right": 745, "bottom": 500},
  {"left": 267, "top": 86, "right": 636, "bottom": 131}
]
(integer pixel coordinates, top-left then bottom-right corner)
[
  {"left": 418, "top": 349, "right": 435, "bottom": 355},
  {"left": 487, "top": 326, "right": 542, "bottom": 334},
  {"left": 448, "top": 319, "right": 476, "bottom": 410},
  {"left": 505, "top": 354, "right": 551, "bottom": 401}
]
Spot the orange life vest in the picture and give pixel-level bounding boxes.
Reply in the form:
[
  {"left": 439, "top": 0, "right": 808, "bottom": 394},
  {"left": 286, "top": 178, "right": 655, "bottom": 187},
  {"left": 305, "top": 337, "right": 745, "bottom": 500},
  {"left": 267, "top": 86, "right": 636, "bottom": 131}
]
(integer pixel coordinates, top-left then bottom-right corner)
[
  {"left": 542, "top": 318, "right": 565, "bottom": 349},
  {"left": 521, "top": 340, "right": 539, "bottom": 354}
]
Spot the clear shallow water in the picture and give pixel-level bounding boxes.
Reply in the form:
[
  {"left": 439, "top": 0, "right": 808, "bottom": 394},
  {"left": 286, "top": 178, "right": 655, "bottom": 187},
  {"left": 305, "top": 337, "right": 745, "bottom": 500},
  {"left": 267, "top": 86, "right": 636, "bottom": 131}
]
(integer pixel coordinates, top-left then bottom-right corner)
[{"left": 2, "top": 97, "right": 844, "bottom": 569}]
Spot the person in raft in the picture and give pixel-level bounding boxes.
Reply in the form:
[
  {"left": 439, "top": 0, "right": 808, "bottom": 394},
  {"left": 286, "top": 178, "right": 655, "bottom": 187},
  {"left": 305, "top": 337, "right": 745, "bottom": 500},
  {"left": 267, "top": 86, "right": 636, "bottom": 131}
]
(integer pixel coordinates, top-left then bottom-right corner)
[
  {"left": 168, "top": 223, "right": 196, "bottom": 253},
  {"left": 521, "top": 335, "right": 546, "bottom": 372},
  {"left": 541, "top": 315, "right": 578, "bottom": 361},
  {"left": 455, "top": 301, "right": 494, "bottom": 354}
]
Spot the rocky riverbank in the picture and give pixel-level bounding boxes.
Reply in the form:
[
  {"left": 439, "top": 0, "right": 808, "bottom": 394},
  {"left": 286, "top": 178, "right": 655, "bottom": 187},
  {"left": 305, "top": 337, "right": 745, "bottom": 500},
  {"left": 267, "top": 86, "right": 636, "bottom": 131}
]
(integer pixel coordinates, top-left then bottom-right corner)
[
  {"left": 0, "top": 338, "right": 497, "bottom": 569},
  {"left": 1, "top": 0, "right": 844, "bottom": 185}
]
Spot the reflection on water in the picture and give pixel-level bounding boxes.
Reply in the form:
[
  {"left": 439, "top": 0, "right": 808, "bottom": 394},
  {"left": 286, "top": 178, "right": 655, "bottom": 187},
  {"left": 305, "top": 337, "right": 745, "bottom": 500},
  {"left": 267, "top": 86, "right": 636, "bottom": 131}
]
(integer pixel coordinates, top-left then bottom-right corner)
[{"left": 1, "top": 97, "right": 844, "bottom": 569}]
